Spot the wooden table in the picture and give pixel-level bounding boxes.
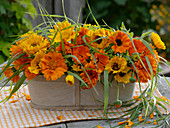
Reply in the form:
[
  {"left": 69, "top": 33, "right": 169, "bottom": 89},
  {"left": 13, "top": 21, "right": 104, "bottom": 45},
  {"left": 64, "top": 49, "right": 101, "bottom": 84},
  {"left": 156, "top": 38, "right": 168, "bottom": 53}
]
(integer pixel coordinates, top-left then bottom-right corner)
[
  {"left": 39, "top": 77, "right": 170, "bottom": 128},
  {"left": 0, "top": 62, "right": 169, "bottom": 128}
]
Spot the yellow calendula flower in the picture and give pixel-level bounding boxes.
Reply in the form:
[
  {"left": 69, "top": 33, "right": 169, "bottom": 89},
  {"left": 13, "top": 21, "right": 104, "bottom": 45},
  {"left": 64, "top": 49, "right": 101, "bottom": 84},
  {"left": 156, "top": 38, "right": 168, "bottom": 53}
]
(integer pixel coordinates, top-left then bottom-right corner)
[
  {"left": 114, "top": 67, "right": 132, "bottom": 83},
  {"left": 19, "top": 33, "right": 49, "bottom": 55},
  {"left": 65, "top": 75, "right": 74, "bottom": 86},
  {"left": 151, "top": 32, "right": 166, "bottom": 50},
  {"left": 49, "top": 21, "right": 76, "bottom": 43},
  {"left": 28, "top": 51, "right": 45, "bottom": 74},
  {"left": 105, "top": 56, "right": 127, "bottom": 74}
]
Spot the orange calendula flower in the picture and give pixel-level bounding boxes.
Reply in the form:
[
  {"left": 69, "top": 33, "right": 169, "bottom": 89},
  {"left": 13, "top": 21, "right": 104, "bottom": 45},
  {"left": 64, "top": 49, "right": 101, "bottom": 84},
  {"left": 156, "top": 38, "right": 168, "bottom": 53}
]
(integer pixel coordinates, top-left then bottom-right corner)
[
  {"left": 56, "top": 39, "right": 73, "bottom": 55},
  {"left": 4, "top": 66, "right": 20, "bottom": 83},
  {"left": 87, "top": 28, "right": 109, "bottom": 49},
  {"left": 74, "top": 27, "right": 89, "bottom": 45},
  {"left": 65, "top": 75, "right": 74, "bottom": 86},
  {"left": 25, "top": 65, "right": 38, "bottom": 81},
  {"left": 114, "top": 67, "right": 132, "bottom": 83},
  {"left": 151, "top": 32, "right": 166, "bottom": 50},
  {"left": 105, "top": 56, "right": 127, "bottom": 74},
  {"left": 72, "top": 46, "right": 90, "bottom": 64},
  {"left": 10, "top": 44, "right": 31, "bottom": 70},
  {"left": 19, "top": 33, "right": 49, "bottom": 55},
  {"left": 40, "top": 51, "right": 68, "bottom": 81},
  {"left": 94, "top": 49, "right": 109, "bottom": 73},
  {"left": 49, "top": 21, "right": 76, "bottom": 43},
  {"left": 80, "top": 62, "right": 99, "bottom": 89},
  {"left": 109, "top": 30, "right": 131, "bottom": 53},
  {"left": 129, "top": 39, "right": 159, "bottom": 83}
]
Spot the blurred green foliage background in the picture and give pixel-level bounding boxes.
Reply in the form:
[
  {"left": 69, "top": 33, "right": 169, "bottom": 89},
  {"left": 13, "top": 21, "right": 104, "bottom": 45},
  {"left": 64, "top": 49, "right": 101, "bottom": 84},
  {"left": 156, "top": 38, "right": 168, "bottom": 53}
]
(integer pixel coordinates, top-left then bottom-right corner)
[
  {"left": 0, "top": 0, "right": 169, "bottom": 64},
  {"left": 0, "top": 0, "right": 36, "bottom": 64},
  {"left": 83, "top": 0, "right": 170, "bottom": 60}
]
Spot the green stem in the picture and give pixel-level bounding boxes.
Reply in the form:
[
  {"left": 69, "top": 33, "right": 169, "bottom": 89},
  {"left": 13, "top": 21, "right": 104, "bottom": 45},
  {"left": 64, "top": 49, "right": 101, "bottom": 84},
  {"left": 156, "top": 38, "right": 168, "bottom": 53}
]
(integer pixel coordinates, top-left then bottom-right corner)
[{"left": 117, "top": 82, "right": 119, "bottom": 101}]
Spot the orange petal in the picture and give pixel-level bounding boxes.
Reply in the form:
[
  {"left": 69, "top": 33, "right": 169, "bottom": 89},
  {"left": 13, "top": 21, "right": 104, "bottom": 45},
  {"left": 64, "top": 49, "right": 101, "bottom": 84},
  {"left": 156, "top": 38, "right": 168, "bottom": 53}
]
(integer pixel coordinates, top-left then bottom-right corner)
[
  {"left": 57, "top": 115, "right": 63, "bottom": 120},
  {"left": 22, "top": 93, "right": 27, "bottom": 96},
  {"left": 97, "top": 125, "right": 103, "bottom": 128},
  {"left": 124, "top": 125, "right": 131, "bottom": 128},
  {"left": 154, "top": 120, "right": 157, "bottom": 125},
  {"left": 150, "top": 113, "right": 154, "bottom": 119},
  {"left": 88, "top": 115, "right": 93, "bottom": 117},
  {"left": 10, "top": 99, "right": 18, "bottom": 103},
  {"left": 138, "top": 116, "right": 144, "bottom": 122},
  {"left": 118, "top": 121, "right": 128, "bottom": 125},
  {"left": 6, "top": 95, "right": 14, "bottom": 99},
  {"left": 25, "top": 95, "right": 31, "bottom": 101},
  {"left": 128, "top": 120, "right": 134, "bottom": 126}
]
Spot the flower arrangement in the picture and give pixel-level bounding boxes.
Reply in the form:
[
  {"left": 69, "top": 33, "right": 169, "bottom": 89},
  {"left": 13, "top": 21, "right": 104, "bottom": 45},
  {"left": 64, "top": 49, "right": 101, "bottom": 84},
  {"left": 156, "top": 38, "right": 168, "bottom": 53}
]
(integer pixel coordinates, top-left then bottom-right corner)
[{"left": 0, "top": 3, "right": 170, "bottom": 127}]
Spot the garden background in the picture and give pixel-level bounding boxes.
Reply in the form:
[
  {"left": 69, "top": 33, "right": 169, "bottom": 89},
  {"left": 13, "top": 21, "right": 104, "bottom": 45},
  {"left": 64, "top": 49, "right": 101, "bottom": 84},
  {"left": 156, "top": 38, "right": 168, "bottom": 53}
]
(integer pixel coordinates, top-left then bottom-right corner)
[{"left": 0, "top": 0, "right": 169, "bottom": 67}]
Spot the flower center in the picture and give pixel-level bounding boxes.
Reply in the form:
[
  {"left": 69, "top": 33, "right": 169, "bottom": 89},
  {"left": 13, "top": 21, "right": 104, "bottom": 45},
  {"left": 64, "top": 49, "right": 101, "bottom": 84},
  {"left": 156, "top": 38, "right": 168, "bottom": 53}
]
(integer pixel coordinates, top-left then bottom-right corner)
[
  {"left": 116, "top": 39, "right": 122, "bottom": 46},
  {"left": 95, "top": 36, "right": 102, "bottom": 44},
  {"left": 112, "top": 63, "right": 120, "bottom": 70},
  {"left": 119, "top": 72, "right": 126, "bottom": 77}
]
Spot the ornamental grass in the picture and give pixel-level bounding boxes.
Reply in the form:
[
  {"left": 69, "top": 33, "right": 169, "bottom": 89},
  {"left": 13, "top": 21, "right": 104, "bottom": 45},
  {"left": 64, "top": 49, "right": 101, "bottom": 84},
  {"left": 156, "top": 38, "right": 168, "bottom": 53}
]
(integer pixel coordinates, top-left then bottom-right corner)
[{"left": 0, "top": 1, "right": 170, "bottom": 127}]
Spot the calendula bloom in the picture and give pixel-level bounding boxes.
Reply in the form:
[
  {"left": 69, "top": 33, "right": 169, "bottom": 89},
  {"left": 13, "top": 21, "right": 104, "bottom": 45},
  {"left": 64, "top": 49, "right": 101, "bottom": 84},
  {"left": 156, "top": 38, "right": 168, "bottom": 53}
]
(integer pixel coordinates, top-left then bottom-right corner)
[
  {"left": 72, "top": 63, "right": 83, "bottom": 71},
  {"left": 114, "top": 67, "right": 132, "bottom": 83},
  {"left": 19, "top": 33, "right": 49, "bottom": 55},
  {"left": 28, "top": 51, "right": 45, "bottom": 74},
  {"left": 72, "top": 46, "right": 90, "bottom": 64},
  {"left": 4, "top": 66, "right": 20, "bottom": 83},
  {"left": 49, "top": 21, "right": 76, "bottom": 43},
  {"left": 40, "top": 51, "right": 68, "bottom": 81},
  {"left": 129, "top": 39, "right": 159, "bottom": 83},
  {"left": 25, "top": 65, "right": 38, "bottom": 81},
  {"left": 80, "top": 62, "right": 99, "bottom": 89},
  {"left": 74, "top": 27, "right": 89, "bottom": 45},
  {"left": 56, "top": 39, "right": 73, "bottom": 55},
  {"left": 10, "top": 44, "right": 31, "bottom": 70},
  {"left": 129, "top": 39, "right": 146, "bottom": 56},
  {"left": 94, "top": 50, "right": 109, "bottom": 72},
  {"left": 87, "top": 28, "right": 109, "bottom": 49},
  {"left": 151, "top": 32, "right": 166, "bottom": 50},
  {"left": 109, "top": 30, "right": 131, "bottom": 53},
  {"left": 65, "top": 75, "right": 74, "bottom": 86},
  {"left": 105, "top": 56, "right": 127, "bottom": 74}
]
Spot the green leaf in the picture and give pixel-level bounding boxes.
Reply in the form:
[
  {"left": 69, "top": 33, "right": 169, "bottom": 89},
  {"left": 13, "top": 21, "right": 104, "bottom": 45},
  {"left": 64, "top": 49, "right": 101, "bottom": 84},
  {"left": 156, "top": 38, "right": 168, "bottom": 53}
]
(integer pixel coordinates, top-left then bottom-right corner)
[
  {"left": 5, "top": 74, "right": 27, "bottom": 102},
  {"left": 12, "top": 2, "right": 26, "bottom": 19},
  {"left": 2, "top": 48, "right": 10, "bottom": 57},
  {"left": 0, "top": 5, "right": 6, "bottom": 15},
  {"left": 104, "top": 70, "right": 109, "bottom": 115},
  {"left": 113, "top": 0, "right": 127, "bottom": 6},
  {"left": 0, "top": 54, "right": 5, "bottom": 64},
  {"left": 141, "top": 32, "right": 151, "bottom": 38}
]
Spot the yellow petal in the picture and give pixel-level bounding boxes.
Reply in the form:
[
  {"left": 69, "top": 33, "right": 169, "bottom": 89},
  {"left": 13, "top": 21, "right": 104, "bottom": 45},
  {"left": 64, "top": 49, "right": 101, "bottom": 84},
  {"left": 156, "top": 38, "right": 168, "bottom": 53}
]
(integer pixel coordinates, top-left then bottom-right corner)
[
  {"left": 151, "top": 32, "right": 166, "bottom": 50},
  {"left": 65, "top": 75, "right": 74, "bottom": 86}
]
